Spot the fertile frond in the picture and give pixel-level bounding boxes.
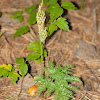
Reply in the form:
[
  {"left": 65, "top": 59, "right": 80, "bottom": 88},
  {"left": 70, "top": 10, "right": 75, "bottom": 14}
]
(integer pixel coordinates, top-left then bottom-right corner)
[{"left": 36, "top": 2, "right": 47, "bottom": 43}]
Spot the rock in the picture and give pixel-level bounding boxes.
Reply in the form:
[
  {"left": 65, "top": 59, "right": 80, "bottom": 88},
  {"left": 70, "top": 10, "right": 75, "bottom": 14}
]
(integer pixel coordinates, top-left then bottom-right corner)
[{"left": 18, "top": 73, "right": 36, "bottom": 90}]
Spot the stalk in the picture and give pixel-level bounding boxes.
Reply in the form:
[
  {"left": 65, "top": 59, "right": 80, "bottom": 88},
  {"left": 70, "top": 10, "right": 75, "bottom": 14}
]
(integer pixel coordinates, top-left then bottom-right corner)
[
  {"left": 80, "top": 0, "right": 85, "bottom": 9},
  {"left": 36, "top": 0, "right": 47, "bottom": 75},
  {"left": 40, "top": 41, "right": 43, "bottom": 74}
]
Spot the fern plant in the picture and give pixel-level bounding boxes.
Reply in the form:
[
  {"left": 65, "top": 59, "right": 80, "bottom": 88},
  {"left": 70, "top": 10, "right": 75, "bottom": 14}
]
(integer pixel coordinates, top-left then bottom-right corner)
[
  {"left": 35, "top": 59, "right": 82, "bottom": 100},
  {"left": 0, "top": 1, "right": 82, "bottom": 99}
]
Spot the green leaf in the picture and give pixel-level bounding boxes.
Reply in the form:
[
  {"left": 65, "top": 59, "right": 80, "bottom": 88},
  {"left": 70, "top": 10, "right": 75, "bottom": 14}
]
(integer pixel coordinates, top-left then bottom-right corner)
[
  {"left": 0, "top": 33, "right": 2, "bottom": 37},
  {"left": 18, "top": 63, "right": 28, "bottom": 77},
  {"left": 46, "top": 3, "right": 63, "bottom": 22},
  {"left": 18, "top": 15, "right": 23, "bottom": 22},
  {"left": 45, "top": 86, "right": 55, "bottom": 97},
  {"left": 26, "top": 52, "right": 41, "bottom": 61},
  {"left": 0, "top": 68, "right": 9, "bottom": 77},
  {"left": 44, "top": 49, "right": 47, "bottom": 57},
  {"left": 47, "top": 0, "right": 58, "bottom": 5},
  {"left": 11, "top": 11, "right": 23, "bottom": 22},
  {"left": 49, "top": 59, "right": 54, "bottom": 68},
  {"left": 15, "top": 11, "right": 22, "bottom": 15},
  {"left": 34, "top": 58, "right": 41, "bottom": 63},
  {"left": 61, "top": 1, "right": 77, "bottom": 10},
  {"left": 25, "top": 4, "right": 38, "bottom": 13},
  {"left": 5, "top": 64, "right": 12, "bottom": 71},
  {"left": 13, "top": 26, "right": 30, "bottom": 37},
  {"left": 0, "top": 68, "right": 3, "bottom": 77},
  {"left": 67, "top": 84, "right": 79, "bottom": 90},
  {"left": 66, "top": 75, "right": 82, "bottom": 84},
  {"left": 64, "top": 89, "right": 73, "bottom": 95},
  {"left": 11, "top": 14, "right": 18, "bottom": 19},
  {"left": 45, "top": 82, "right": 55, "bottom": 97},
  {"left": 28, "top": 12, "right": 37, "bottom": 25},
  {"left": 0, "top": 65, "right": 3, "bottom": 68},
  {"left": 27, "top": 41, "right": 41, "bottom": 51},
  {"left": 46, "top": 24, "right": 58, "bottom": 36},
  {"left": 34, "top": 54, "right": 43, "bottom": 63},
  {"left": 56, "top": 17, "right": 69, "bottom": 31},
  {"left": 16, "top": 57, "right": 24, "bottom": 64},
  {"left": 36, "top": 85, "right": 47, "bottom": 96},
  {"left": 9, "top": 71, "right": 20, "bottom": 84},
  {"left": 11, "top": 11, "right": 22, "bottom": 19},
  {"left": 1, "top": 64, "right": 12, "bottom": 71}
]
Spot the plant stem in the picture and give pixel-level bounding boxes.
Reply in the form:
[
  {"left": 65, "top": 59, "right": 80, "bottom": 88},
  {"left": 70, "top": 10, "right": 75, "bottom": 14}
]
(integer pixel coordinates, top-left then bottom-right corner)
[
  {"left": 80, "top": 0, "right": 85, "bottom": 9},
  {"left": 42, "top": 0, "right": 43, "bottom": 3},
  {"left": 40, "top": 41, "right": 44, "bottom": 75}
]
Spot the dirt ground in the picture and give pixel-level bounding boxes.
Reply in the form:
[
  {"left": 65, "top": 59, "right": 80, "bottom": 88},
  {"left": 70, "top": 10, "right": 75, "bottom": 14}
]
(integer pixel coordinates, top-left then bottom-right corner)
[{"left": 0, "top": 0, "right": 100, "bottom": 100}]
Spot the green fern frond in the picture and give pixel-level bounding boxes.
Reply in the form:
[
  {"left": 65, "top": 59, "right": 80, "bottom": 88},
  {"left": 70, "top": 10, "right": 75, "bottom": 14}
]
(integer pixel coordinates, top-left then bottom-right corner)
[
  {"left": 67, "top": 84, "right": 79, "bottom": 90},
  {"left": 61, "top": 65, "right": 73, "bottom": 74},
  {"left": 65, "top": 75, "right": 82, "bottom": 84},
  {"left": 35, "top": 59, "right": 82, "bottom": 100},
  {"left": 49, "top": 58, "right": 54, "bottom": 68},
  {"left": 36, "top": 85, "right": 46, "bottom": 96},
  {"left": 44, "top": 83, "right": 55, "bottom": 97}
]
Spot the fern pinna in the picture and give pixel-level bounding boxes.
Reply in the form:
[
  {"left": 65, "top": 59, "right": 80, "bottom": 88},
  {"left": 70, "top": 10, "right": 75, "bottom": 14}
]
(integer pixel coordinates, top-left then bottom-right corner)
[{"left": 35, "top": 59, "right": 82, "bottom": 100}]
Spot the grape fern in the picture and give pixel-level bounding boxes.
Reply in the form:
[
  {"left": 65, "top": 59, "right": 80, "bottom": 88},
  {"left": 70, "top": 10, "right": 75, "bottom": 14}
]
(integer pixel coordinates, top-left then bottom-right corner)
[
  {"left": 35, "top": 59, "right": 82, "bottom": 100},
  {"left": 0, "top": 1, "right": 82, "bottom": 100}
]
